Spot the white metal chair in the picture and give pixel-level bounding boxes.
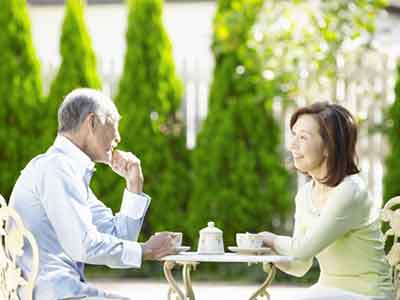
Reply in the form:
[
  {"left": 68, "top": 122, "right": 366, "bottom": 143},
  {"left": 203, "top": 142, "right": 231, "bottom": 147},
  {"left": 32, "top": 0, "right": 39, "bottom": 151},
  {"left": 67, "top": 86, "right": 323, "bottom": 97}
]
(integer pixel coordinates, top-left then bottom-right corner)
[
  {"left": 0, "top": 194, "right": 39, "bottom": 300},
  {"left": 381, "top": 195, "right": 400, "bottom": 300}
]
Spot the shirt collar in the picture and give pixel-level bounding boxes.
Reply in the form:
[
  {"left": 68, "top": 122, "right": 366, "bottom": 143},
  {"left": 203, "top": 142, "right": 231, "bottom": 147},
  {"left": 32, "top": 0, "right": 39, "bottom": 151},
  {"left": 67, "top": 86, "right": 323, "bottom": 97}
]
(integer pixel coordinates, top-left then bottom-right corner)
[{"left": 52, "top": 135, "right": 96, "bottom": 177}]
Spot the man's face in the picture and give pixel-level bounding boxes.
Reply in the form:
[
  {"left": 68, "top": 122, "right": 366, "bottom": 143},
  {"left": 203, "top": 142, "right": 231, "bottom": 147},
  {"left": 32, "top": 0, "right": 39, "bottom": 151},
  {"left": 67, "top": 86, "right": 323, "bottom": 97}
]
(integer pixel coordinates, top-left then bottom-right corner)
[{"left": 88, "top": 114, "right": 121, "bottom": 164}]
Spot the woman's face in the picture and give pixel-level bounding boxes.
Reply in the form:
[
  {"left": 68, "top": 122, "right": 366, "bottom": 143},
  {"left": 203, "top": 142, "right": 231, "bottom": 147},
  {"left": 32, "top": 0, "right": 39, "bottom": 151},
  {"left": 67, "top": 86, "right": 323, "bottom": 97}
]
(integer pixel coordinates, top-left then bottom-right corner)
[{"left": 289, "top": 114, "right": 328, "bottom": 179}]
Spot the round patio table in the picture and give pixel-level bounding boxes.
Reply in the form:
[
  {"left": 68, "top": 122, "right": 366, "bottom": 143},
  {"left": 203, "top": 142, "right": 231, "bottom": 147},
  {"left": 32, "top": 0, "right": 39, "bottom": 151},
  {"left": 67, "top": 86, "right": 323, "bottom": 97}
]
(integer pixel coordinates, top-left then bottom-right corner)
[{"left": 161, "top": 252, "right": 293, "bottom": 300}]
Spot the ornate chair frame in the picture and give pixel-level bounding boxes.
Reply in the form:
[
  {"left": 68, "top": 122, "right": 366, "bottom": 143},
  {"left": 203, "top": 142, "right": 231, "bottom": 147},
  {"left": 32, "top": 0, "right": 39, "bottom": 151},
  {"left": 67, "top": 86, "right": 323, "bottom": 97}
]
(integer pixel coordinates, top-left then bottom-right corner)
[
  {"left": 0, "top": 195, "right": 39, "bottom": 300},
  {"left": 382, "top": 196, "right": 400, "bottom": 300}
]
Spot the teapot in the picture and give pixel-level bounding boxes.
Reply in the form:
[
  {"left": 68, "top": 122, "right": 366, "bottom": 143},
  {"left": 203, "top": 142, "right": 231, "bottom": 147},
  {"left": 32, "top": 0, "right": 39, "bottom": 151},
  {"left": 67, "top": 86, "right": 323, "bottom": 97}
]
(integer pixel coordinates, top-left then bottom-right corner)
[{"left": 197, "top": 221, "right": 224, "bottom": 254}]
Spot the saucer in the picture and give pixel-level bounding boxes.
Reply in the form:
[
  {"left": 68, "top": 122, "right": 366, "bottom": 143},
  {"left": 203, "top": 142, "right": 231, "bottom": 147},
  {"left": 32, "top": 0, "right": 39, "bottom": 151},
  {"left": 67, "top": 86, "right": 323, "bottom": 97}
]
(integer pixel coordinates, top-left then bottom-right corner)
[
  {"left": 176, "top": 246, "right": 190, "bottom": 253},
  {"left": 228, "top": 246, "right": 271, "bottom": 255}
]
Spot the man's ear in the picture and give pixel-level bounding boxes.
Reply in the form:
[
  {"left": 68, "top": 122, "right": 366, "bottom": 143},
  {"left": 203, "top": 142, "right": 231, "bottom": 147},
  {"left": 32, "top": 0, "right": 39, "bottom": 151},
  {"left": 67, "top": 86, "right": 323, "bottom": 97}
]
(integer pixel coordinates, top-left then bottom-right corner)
[{"left": 89, "top": 113, "right": 96, "bottom": 130}]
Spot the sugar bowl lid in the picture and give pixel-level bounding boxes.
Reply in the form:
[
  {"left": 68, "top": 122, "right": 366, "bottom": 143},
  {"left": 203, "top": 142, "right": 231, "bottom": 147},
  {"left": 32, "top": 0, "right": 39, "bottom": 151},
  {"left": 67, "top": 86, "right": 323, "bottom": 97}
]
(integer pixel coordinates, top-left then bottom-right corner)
[{"left": 199, "top": 221, "right": 222, "bottom": 234}]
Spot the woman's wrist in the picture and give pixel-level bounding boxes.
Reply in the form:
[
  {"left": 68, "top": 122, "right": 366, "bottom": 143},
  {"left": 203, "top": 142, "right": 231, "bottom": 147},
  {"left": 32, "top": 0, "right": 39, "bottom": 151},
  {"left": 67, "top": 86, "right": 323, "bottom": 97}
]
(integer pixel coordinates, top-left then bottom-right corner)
[{"left": 258, "top": 231, "right": 277, "bottom": 249}]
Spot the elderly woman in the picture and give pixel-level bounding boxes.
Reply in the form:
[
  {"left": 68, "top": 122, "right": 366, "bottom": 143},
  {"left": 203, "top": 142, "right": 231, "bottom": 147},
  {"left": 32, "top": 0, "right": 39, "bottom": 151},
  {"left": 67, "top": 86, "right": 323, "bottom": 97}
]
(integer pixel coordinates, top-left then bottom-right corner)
[{"left": 260, "top": 102, "right": 394, "bottom": 299}]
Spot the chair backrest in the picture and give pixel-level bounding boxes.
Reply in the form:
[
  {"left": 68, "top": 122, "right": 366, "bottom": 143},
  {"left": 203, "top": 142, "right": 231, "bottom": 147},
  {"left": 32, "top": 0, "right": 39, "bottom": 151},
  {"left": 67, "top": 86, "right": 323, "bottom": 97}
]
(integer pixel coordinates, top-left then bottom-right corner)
[
  {"left": 0, "top": 194, "right": 39, "bottom": 300},
  {"left": 382, "top": 196, "right": 400, "bottom": 300}
]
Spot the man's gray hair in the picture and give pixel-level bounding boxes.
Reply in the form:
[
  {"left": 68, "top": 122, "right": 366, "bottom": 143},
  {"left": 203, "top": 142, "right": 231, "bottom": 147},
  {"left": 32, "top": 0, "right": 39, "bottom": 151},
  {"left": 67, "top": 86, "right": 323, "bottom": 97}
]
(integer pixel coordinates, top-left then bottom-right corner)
[{"left": 58, "top": 88, "right": 121, "bottom": 133}]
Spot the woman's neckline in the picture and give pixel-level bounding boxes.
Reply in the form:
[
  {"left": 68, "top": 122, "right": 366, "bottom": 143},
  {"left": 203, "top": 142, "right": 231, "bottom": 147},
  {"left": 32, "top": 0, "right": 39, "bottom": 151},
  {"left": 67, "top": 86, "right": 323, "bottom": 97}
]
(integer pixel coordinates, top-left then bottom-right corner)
[
  {"left": 307, "top": 174, "right": 359, "bottom": 215},
  {"left": 308, "top": 180, "right": 332, "bottom": 215}
]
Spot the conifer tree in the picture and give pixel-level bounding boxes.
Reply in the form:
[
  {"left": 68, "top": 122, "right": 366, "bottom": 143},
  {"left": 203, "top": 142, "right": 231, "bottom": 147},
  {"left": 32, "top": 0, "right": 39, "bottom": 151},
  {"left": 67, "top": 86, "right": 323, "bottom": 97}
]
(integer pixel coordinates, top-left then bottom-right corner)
[
  {"left": 94, "top": 0, "right": 189, "bottom": 235},
  {"left": 46, "top": 0, "right": 101, "bottom": 143},
  {"left": 188, "top": 0, "right": 292, "bottom": 245},
  {"left": 384, "top": 63, "right": 400, "bottom": 202},
  {"left": 0, "top": 0, "right": 43, "bottom": 198}
]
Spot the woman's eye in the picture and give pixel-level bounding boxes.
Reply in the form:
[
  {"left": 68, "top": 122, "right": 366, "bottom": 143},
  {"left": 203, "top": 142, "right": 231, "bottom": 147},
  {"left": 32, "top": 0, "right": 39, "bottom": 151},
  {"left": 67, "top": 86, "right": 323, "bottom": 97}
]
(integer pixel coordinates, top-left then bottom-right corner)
[{"left": 300, "top": 135, "right": 306, "bottom": 140}]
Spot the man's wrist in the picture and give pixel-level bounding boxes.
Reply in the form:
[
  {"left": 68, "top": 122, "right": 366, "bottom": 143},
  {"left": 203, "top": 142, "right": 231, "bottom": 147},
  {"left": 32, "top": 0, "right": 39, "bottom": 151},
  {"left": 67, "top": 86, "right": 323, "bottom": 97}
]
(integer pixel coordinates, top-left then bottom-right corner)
[
  {"left": 126, "top": 180, "right": 143, "bottom": 193},
  {"left": 141, "top": 243, "right": 152, "bottom": 260},
  {"left": 271, "top": 235, "right": 277, "bottom": 251}
]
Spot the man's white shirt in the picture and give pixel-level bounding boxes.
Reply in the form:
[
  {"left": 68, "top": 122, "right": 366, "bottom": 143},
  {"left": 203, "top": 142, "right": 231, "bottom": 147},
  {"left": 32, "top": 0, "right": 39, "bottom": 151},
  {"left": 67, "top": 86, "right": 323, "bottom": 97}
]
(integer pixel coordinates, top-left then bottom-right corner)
[{"left": 9, "top": 135, "right": 150, "bottom": 300}]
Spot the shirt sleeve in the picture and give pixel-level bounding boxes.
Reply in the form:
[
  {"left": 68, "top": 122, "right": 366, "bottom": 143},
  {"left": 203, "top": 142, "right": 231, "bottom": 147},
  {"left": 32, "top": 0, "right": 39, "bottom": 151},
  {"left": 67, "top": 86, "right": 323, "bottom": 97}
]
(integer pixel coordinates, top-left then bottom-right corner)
[
  {"left": 274, "top": 178, "right": 367, "bottom": 262},
  {"left": 40, "top": 160, "right": 144, "bottom": 268},
  {"left": 273, "top": 188, "right": 313, "bottom": 277},
  {"left": 88, "top": 189, "right": 150, "bottom": 241}
]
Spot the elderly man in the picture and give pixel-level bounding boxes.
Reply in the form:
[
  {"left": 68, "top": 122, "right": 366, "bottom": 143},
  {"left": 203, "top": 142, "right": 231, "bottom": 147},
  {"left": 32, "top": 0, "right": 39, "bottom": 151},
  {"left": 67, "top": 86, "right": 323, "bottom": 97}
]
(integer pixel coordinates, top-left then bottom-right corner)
[{"left": 9, "top": 88, "right": 176, "bottom": 300}]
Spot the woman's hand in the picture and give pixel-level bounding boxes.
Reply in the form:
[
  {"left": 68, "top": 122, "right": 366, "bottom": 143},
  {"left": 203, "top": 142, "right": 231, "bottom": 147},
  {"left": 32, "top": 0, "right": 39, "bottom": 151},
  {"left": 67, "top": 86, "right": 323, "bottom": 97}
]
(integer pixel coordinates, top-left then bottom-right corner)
[{"left": 258, "top": 231, "right": 277, "bottom": 250}]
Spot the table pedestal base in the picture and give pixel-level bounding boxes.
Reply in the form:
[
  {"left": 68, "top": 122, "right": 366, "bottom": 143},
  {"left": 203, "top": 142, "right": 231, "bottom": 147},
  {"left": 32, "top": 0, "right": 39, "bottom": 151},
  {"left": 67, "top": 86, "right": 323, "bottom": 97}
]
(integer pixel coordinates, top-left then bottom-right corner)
[
  {"left": 163, "top": 261, "right": 276, "bottom": 300},
  {"left": 249, "top": 263, "right": 276, "bottom": 300}
]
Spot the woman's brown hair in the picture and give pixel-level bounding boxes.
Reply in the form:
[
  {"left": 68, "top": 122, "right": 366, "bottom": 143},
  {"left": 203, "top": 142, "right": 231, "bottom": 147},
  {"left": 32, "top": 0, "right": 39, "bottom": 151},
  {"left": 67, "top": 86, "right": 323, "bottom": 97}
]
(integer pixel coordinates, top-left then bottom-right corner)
[{"left": 290, "top": 102, "right": 360, "bottom": 187}]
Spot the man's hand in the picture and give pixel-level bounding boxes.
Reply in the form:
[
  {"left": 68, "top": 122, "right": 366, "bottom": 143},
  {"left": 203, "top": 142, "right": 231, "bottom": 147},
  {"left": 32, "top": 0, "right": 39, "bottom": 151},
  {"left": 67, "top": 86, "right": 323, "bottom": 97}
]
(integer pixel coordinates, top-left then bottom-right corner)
[
  {"left": 258, "top": 231, "right": 277, "bottom": 250},
  {"left": 142, "top": 232, "right": 178, "bottom": 260},
  {"left": 111, "top": 150, "right": 143, "bottom": 193}
]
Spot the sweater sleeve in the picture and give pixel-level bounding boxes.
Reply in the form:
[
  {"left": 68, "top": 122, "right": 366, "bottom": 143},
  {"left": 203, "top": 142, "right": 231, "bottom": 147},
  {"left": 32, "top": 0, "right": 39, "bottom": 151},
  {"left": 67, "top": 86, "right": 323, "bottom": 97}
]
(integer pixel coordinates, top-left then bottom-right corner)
[{"left": 273, "top": 185, "right": 313, "bottom": 276}]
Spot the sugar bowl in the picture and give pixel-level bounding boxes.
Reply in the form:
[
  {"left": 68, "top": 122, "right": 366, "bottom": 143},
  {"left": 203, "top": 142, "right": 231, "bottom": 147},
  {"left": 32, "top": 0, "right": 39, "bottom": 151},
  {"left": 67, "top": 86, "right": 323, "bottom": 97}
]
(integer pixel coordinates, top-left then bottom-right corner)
[{"left": 197, "top": 221, "right": 224, "bottom": 254}]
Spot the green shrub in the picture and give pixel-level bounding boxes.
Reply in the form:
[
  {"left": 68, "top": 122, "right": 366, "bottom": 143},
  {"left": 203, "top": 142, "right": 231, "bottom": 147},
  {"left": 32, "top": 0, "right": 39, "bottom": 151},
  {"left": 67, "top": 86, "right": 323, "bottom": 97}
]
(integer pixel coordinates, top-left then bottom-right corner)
[
  {"left": 384, "top": 63, "right": 400, "bottom": 201},
  {"left": 187, "top": 0, "right": 293, "bottom": 247},
  {"left": 46, "top": 0, "right": 101, "bottom": 144},
  {"left": 0, "top": 0, "right": 43, "bottom": 199},
  {"left": 92, "top": 0, "right": 190, "bottom": 238}
]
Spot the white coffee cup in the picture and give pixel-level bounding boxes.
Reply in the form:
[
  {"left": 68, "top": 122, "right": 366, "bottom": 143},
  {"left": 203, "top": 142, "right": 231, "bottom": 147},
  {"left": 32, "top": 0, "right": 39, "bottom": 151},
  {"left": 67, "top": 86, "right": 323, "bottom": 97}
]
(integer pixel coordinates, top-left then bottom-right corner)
[
  {"left": 172, "top": 232, "right": 183, "bottom": 247},
  {"left": 155, "top": 231, "right": 183, "bottom": 247},
  {"left": 236, "top": 233, "right": 263, "bottom": 249}
]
